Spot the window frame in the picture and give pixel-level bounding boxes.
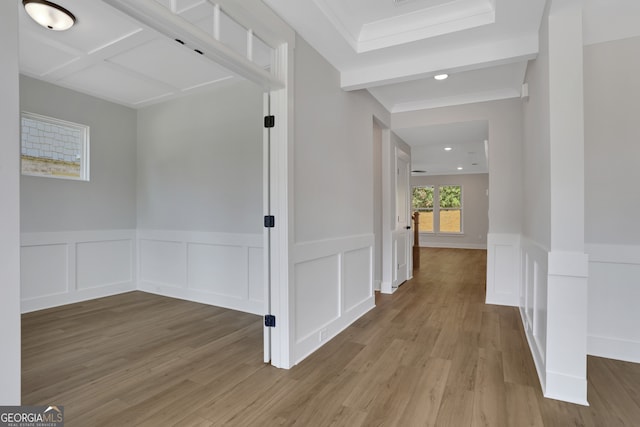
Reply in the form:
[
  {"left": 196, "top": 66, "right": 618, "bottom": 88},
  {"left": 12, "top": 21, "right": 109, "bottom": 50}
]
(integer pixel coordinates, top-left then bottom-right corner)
[{"left": 20, "top": 111, "right": 90, "bottom": 181}]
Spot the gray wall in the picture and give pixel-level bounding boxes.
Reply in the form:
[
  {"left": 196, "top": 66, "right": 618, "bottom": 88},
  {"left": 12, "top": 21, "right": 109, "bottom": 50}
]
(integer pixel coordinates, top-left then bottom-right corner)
[
  {"left": 411, "top": 173, "right": 489, "bottom": 247},
  {"left": 20, "top": 76, "right": 137, "bottom": 232},
  {"left": 0, "top": 0, "right": 21, "bottom": 404},
  {"left": 584, "top": 36, "right": 640, "bottom": 245},
  {"left": 522, "top": 11, "right": 551, "bottom": 249},
  {"left": 392, "top": 98, "right": 523, "bottom": 236},
  {"left": 294, "top": 36, "right": 391, "bottom": 243},
  {"left": 136, "top": 80, "right": 264, "bottom": 233}
]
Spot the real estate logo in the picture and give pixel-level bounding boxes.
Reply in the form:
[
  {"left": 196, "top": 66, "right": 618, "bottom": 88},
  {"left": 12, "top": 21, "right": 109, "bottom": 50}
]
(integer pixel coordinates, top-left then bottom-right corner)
[{"left": 0, "top": 405, "right": 64, "bottom": 427}]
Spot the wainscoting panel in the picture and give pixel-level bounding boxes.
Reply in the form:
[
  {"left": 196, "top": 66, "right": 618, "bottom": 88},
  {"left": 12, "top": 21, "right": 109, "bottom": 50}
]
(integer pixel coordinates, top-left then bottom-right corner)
[
  {"left": 21, "top": 243, "right": 68, "bottom": 300},
  {"left": 587, "top": 243, "right": 640, "bottom": 363},
  {"left": 519, "top": 237, "right": 549, "bottom": 391},
  {"left": 21, "top": 230, "right": 136, "bottom": 313},
  {"left": 137, "top": 230, "right": 263, "bottom": 315},
  {"left": 293, "top": 234, "right": 375, "bottom": 364},
  {"left": 486, "top": 233, "right": 520, "bottom": 306},
  {"left": 77, "top": 239, "right": 132, "bottom": 290}
]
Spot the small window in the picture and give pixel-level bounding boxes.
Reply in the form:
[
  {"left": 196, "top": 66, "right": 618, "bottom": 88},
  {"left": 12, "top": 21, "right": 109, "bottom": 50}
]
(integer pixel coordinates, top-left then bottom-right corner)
[
  {"left": 412, "top": 186, "right": 434, "bottom": 232},
  {"left": 21, "top": 112, "right": 89, "bottom": 181},
  {"left": 439, "top": 185, "right": 462, "bottom": 233}
]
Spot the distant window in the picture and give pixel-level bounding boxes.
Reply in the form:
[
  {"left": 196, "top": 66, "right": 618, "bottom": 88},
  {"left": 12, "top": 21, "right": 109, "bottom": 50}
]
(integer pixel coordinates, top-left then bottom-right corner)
[
  {"left": 21, "top": 112, "right": 89, "bottom": 181},
  {"left": 412, "top": 186, "right": 434, "bottom": 232},
  {"left": 439, "top": 185, "right": 462, "bottom": 233}
]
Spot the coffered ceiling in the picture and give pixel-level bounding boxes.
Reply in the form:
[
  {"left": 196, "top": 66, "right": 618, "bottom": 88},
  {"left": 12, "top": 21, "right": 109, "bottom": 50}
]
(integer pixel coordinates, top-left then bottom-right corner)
[
  {"left": 18, "top": 0, "right": 272, "bottom": 108},
  {"left": 17, "top": 0, "right": 640, "bottom": 176}
]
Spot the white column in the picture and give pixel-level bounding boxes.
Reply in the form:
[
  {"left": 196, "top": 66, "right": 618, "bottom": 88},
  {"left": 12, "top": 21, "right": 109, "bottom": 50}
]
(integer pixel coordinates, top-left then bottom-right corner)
[
  {"left": 0, "top": 0, "right": 22, "bottom": 405},
  {"left": 545, "top": 0, "right": 589, "bottom": 405}
]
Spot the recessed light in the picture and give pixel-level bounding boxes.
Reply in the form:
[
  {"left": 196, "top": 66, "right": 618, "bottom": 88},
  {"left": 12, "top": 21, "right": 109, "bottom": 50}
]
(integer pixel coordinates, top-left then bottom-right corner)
[
  {"left": 457, "top": 167, "right": 463, "bottom": 170},
  {"left": 444, "top": 147, "right": 453, "bottom": 151},
  {"left": 412, "top": 170, "right": 427, "bottom": 174},
  {"left": 23, "top": 0, "right": 76, "bottom": 31},
  {"left": 471, "top": 162, "right": 478, "bottom": 166},
  {"left": 434, "top": 74, "right": 449, "bottom": 81}
]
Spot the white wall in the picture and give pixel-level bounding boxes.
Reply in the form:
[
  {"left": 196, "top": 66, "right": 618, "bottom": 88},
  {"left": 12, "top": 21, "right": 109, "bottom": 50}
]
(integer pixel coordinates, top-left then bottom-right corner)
[
  {"left": 584, "top": 36, "right": 640, "bottom": 363},
  {"left": 19, "top": 77, "right": 138, "bottom": 312},
  {"left": 0, "top": 0, "right": 21, "bottom": 405},
  {"left": 392, "top": 98, "right": 523, "bottom": 306},
  {"left": 411, "top": 173, "right": 489, "bottom": 249},
  {"left": 136, "top": 80, "right": 265, "bottom": 313},
  {"left": 292, "top": 36, "right": 390, "bottom": 364},
  {"left": 136, "top": 80, "right": 264, "bottom": 234}
]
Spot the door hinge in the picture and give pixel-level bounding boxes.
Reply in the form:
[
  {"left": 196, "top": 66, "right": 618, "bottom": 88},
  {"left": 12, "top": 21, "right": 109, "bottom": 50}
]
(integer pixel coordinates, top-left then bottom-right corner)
[
  {"left": 264, "top": 215, "right": 275, "bottom": 228},
  {"left": 265, "top": 314, "right": 276, "bottom": 327},
  {"left": 264, "top": 115, "right": 275, "bottom": 128}
]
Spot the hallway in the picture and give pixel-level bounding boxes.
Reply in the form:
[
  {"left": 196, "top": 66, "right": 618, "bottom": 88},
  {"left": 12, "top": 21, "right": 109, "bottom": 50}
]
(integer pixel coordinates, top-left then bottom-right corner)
[{"left": 22, "top": 248, "right": 640, "bottom": 425}]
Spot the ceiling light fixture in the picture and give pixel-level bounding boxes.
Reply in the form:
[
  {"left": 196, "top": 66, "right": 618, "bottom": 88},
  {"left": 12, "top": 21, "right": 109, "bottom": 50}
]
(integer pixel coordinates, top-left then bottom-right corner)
[
  {"left": 457, "top": 166, "right": 463, "bottom": 170},
  {"left": 444, "top": 147, "right": 453, "bottom": 151},
  {"left": 23, "top": 0, "right": 76, "bottom": 31},
  {"left": 434, "top": 73, "right": 449, "bottom": 81}
]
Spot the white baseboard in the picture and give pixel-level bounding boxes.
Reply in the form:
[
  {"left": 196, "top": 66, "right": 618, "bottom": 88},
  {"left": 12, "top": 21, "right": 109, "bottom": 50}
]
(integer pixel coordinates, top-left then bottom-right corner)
[
  {"left": 544, "top": 371, "right": 589, "bottom": 406},
  {"left": 418, "top": 240, "right": 487, "bottom": 250}
]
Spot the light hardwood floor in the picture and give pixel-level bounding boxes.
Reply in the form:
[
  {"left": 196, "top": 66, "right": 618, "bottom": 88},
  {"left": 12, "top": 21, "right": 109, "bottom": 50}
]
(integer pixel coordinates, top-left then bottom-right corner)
[{"left": 22, "top": 248, "right": 640, "bottom": 426}]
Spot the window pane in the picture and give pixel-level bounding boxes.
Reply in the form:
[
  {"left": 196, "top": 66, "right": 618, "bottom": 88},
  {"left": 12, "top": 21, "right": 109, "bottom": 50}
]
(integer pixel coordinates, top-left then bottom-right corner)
[
  {"left": 439, "top": 185, "right": 461, "bottom": 208},
  {"left": 417, "top": 210, "right": 434, "bottom": 232},
  {"left": 412, "top": 186, "right": 434, "bottom": 232},
  {"left": 440, "top": 209, "right": 461, "bottom": 233},
  {"left": 412, "top": 186, "right": 434, "bottom": 209}
]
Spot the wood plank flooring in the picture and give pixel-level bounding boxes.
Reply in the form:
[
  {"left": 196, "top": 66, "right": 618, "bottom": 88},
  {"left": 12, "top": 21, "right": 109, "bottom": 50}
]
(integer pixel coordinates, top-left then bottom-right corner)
[{"left": 22, "top": 248, "right": 640, "bottom": 426}]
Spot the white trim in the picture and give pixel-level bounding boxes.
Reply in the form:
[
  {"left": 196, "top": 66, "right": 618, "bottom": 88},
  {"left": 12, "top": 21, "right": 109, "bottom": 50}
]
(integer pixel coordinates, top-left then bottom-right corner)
[
  {"left": 586, "top": 243, "right": 640, "bottom": 265},
  {"left": 21, "top": 229, "right": 136, "bottom": 313},
  {"left": 137, "top": 229, "right": 264, "bottom": 315},
  {"left": 292, "top": 234, "right": 375, "bottom": 365},
  {"left": 485, "top": 232, "right": 520, "bottom": 306},
  {"left": 418, "top": 240, "right": 486, "bottom": 250},
  {"left": 544, "top": 372, "right": 589, "bottom": 406}
]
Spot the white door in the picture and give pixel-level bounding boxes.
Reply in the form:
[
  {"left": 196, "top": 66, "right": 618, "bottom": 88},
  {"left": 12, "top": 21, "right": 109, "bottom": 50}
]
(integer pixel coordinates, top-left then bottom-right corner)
[{"left": 394, "top": 149, "right": 411, "bottom": 286}]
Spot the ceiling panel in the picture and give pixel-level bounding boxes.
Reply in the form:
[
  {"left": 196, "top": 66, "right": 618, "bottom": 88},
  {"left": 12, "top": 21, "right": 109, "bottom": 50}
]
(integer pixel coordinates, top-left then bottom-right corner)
[
  {"left": 19, "top": 32, "right": 78, "bottom": 77},
  {"left": 20, "top": 0, "right": 144, "bottom": 54},
  {"left": 108, "top": 38, "right": 236, "bottom": 91},
  {"left": 59, "top": 63, "right": 173, "bottom": 105}
]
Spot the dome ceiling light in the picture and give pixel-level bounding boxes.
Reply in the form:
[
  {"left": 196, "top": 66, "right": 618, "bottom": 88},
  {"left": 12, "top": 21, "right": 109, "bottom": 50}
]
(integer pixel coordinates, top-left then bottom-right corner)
[{"left": 23, "top": 0, "right": 76, "bottom": 31}]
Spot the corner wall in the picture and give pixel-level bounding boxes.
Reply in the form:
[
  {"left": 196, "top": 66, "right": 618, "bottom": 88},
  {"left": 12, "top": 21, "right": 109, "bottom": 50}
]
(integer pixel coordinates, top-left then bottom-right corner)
[
  {"left": 584, "top": 36, "right": 640, "bottom": 363},
  {"left": 136, "top": 80, "right": 265, "bottom": 314},
  {"left": 19, "top": 76, "right": 138, "bottom": 312}
]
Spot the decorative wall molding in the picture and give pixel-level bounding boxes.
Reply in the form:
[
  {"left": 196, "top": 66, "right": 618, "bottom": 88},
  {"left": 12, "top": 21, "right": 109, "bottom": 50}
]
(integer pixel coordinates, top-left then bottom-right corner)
[
  {"left": 519, "top": 236, "right": 549, "bottom": 392},
  {"left": 292, "top": 234, "right": 375, "bottom": 364},
  {"left": 21, "top": 229, "right": 136, "bottom": 313},
  {"left": 486, "top": 233, "right": 520, "bottom": 306},
  {"left": 586, "top": 243, "right": 640, "bottom": 363},
  {"left": 137, "top": 229, "right": 264, "bottom": 315}
]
